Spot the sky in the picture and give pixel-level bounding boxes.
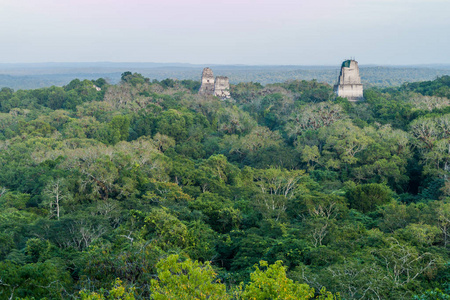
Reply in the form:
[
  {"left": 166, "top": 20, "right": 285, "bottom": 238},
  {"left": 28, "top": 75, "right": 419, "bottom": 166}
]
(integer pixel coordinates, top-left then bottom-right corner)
[{"left": 0, "top": 0, "right": 449, "bottom": 65}]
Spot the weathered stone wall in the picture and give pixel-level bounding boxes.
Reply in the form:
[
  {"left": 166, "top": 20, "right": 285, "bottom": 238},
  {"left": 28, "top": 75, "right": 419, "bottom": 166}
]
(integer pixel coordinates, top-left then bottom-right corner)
[
  {"left": 198, "top": 67, "right": 215, "bottom": 96},
  {"left": 334, "top": 60, "right": 364, "bottom": 101},
  {"left": 335, "top": 84, "right": 364, "bottom": 101},
  {"left": 214, "top": 76, "right": 231, "bottom": 99},
  {"left": 198, "top": 68, "right": 231, "bottom": 99}
]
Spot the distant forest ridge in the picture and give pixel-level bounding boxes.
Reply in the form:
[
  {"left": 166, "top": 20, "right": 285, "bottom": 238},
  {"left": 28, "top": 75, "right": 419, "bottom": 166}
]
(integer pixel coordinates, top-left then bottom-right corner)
[{"left": 1, "top": 62, "right": 450, "bottom": 90}]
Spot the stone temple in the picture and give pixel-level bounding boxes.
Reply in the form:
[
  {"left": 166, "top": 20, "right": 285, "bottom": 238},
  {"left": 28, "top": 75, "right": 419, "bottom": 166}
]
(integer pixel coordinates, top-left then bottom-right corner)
[
  {"left": 198, "top": 67, "right": 215, "bottom": 96},
  {"left": 214, "top": 76, "right": 231, "bottom": 99},
  {"left": 198, "top": 68, "right": 231, "bottom": 99},
  {"left": 334, "top": 60, "right": 364, "bottom": 101}
]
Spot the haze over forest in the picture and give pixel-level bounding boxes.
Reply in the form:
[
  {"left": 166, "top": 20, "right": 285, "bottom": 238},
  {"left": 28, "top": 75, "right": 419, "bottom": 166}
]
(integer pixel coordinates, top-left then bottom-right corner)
[{"left": 1, "top": 62, "right": 450, "bottom": 90}]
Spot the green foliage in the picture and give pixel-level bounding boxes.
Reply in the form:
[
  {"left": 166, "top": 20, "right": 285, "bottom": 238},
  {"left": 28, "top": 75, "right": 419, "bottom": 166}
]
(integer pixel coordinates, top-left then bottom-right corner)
[
  {"left": 242, "top": 260, "right": 311, "bottom": 299},
  {"left": 107, "top": 115, "right": 130, "bottom": 144},
  {"left": 0, "top": 259, "right": 72, "bottom": 299},
  {"left": 402, "top": 75, "right": 450, "bottom": 98},
  {"left": 346, "top": 183, "right": 393, "bottom": 213},
  {"left": 156, "top": 109, "right": 189, "bottom": 141},
  {"left": 180, "top": 79, "right": 201, "bottom": 92},
  {"left": 150, "top": 254, "right": 229, "bottom": 300},
  {"left": 120, "top": 72, "right": 149, "bottom": 86},
  {"left": 0, "top": 232, "right": 15, "bottom": 260},
  {"left": 241, "top": 260, "right": 339, "bottom": 300},
  {"left": 414, "top": 289, "right": 450, "bottom": 300},
  {"left": 189, "top": 192, "right": 238, "bottom": 232},
  {"left": 80, "top": 279, "right": 136, "bottom": 300},
  {"left": 0, "top": 75, "right": 450, "bottom": 299}
]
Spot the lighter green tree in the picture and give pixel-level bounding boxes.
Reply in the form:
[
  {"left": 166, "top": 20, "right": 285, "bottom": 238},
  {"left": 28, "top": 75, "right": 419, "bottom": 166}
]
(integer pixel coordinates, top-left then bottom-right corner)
[
  {"left": 241, "top": 260, "right": 339, "bottom": 300},
  {"left": 150, "top": 254, "right": 229, "bottom": 300}
]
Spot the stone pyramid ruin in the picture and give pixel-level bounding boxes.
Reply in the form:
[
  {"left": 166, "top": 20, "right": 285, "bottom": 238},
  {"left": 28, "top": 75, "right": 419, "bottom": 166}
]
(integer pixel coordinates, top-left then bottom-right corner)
[
  {"left": 198, "top": 68, "right": 230, "bottom": 99},
  {"left": 334, "top": 60, "right": 364, "bottom": 102}
]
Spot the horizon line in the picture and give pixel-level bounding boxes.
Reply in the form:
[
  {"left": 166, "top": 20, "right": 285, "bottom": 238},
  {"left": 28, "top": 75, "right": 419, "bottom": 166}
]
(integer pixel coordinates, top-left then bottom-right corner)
[{"left": 0, "top": 61, "right": 449, "bottom": 68}]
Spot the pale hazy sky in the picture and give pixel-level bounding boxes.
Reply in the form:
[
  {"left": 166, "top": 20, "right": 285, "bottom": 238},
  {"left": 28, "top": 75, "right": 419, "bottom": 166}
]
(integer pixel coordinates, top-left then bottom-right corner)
[{"left": 0, "top": 0, "right": 449, "bottom": 65}]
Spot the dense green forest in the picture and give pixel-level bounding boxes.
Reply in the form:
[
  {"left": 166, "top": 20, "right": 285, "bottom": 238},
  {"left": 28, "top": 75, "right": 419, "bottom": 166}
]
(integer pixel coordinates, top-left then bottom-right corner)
[{"left": 1, "top": 73, "right": 450, "bottom": 299}]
